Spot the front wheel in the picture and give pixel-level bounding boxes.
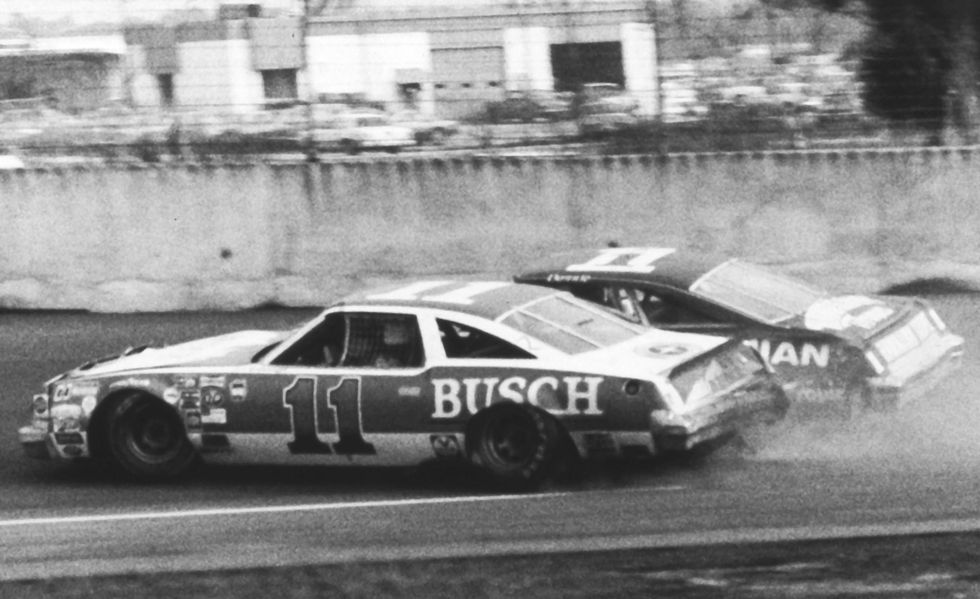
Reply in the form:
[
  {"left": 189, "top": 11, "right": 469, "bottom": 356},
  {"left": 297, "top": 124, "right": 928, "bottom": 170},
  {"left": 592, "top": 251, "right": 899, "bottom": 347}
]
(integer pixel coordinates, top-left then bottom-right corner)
[
  {"left": 106, "top": 394, "right": 197, "bottom": 481},
  {"left": 469, "top": 405, "right": 560, "bottom": 490}
]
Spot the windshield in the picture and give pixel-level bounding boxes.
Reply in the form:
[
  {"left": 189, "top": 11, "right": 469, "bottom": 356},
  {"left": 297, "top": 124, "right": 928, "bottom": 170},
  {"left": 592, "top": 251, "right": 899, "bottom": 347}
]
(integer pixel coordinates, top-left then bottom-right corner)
[
  {"left": 500, "top": 294, "right": 644, "bottom": 354},
  {"left": 691, "top": 260, "right": 826, "bottom": 324}
]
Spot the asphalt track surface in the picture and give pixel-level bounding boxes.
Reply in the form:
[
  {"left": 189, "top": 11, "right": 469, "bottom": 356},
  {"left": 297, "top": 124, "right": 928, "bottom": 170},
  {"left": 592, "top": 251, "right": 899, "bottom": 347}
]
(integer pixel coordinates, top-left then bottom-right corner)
[{"left": 2, "top": 296, "right": 980, "bottom": 597}]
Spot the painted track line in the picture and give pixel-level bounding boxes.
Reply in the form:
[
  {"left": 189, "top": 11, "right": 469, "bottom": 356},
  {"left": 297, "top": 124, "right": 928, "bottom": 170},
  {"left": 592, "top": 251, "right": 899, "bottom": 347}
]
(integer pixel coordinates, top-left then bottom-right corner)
[{"left": 0, "top": 492, "right": 570, "bottom": 528}]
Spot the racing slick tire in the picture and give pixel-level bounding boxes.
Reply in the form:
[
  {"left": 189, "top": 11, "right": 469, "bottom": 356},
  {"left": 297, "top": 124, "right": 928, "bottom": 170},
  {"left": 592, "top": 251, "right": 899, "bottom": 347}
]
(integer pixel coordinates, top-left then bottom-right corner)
[
  {"left": 467, "top": 404, "right": 561, "bottom": 490},
  {"left": 839, "top": 383, "right": 870, "bottom": 421},
  {"left": 106, "top": 394, "right": 197, "bottom": 481}
]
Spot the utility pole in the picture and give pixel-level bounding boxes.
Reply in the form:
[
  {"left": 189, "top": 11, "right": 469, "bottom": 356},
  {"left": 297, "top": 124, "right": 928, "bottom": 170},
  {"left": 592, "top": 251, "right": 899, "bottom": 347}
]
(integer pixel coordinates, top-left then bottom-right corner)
[
  {"left": 301, "top": 0, "right": 318, "bottom": 161},
  {"left": 647, "top": 0, "right": 664, "bottom": 122}
]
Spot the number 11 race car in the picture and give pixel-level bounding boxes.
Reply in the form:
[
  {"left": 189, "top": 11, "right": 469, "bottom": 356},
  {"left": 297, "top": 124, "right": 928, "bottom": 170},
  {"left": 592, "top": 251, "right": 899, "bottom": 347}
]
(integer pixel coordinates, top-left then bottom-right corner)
[
  {"left": 19, "top": 281, "right": 787, "bottom": 489},
  {"left": 515, "top": 247, "right": 964, "bottom": 420}
]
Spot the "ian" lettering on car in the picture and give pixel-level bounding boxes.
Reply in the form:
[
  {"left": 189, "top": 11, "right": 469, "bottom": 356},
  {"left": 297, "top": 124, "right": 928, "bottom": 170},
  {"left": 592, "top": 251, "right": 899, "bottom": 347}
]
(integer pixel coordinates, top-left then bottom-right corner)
[
  {"left": 745, "top": 340, "right": 830, "bottom": 368},
  {"left": 431, "top": 376, "right": 604, "bottom": 418}
]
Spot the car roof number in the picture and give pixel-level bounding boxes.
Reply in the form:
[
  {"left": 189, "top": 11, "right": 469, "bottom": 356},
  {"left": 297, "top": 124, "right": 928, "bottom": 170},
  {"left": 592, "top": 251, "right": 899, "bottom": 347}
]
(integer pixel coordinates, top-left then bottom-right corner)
[{"left": 567, "top": 248, "right": 676, "bottom": 273}]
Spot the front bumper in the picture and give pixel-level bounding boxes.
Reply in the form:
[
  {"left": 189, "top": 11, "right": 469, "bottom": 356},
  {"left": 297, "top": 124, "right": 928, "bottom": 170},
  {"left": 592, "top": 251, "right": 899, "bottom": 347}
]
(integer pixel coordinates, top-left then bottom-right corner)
[{"left": 18, "top": 424, "right": 53, "bottom": 460}]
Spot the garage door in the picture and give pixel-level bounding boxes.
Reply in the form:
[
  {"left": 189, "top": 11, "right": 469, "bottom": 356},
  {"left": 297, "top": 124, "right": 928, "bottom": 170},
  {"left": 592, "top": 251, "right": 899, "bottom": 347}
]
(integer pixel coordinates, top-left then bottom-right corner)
[{"left": 431, "top": 47, "right": 505, "bottom": 119}]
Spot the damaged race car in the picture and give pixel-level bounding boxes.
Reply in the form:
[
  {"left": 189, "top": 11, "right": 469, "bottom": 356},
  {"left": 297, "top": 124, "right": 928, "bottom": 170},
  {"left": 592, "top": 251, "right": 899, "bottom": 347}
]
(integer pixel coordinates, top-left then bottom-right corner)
[
  {"left": 515, "top": 247, "right": 964, "bottom": 420},
  {"left": 19, "top": 281, "right": 787, "bottom": 489}
]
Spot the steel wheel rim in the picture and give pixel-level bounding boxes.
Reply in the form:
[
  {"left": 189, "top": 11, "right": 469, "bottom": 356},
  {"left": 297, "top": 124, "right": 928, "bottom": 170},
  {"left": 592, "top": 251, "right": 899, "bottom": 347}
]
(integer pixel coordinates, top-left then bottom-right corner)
[
  {"left": 482, "top": 412, "right": 537, "bottom": 469},
  {"left": 124, "top": 403, "right": 182, "bottom": 464}
]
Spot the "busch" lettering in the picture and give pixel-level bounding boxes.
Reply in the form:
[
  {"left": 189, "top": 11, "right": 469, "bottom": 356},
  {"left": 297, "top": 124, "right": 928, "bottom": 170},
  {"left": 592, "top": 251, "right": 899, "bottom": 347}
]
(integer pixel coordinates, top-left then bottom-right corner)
[{"left": 432, "top": 376, "right": 604, "bottom": 418}]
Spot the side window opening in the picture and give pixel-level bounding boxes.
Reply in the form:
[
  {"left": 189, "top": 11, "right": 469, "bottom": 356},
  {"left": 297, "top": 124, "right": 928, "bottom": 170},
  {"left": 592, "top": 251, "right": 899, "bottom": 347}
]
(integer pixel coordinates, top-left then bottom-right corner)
[
  {"left": 437, "top": 319, "right": 534, "bottom": 359},
  {"left": 572, "top": 285, "right": 644, "bottom": 324},
  {"left": 341, "top": 314, "right": 424, "bottom": 368},
  {"left": 634, "top": 289, "right": 718, "bottom": 326},
  {"left": 271, "top": 313, "right": 346, "bottom": 366}
]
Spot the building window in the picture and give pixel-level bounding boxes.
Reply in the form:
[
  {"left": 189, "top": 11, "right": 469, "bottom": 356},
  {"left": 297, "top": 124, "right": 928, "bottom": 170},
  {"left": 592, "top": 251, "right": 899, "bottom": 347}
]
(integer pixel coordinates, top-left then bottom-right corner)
[
  {"left": 157, "top": 74, "right": 174, "bottom": 107},
  {"left": 261, "top": 69, "right": 298, "bottom": 103}
]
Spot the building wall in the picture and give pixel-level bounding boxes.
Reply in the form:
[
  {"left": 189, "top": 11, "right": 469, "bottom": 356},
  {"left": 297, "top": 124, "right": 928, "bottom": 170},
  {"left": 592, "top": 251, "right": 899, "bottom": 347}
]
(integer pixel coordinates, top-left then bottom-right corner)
[
  {"left": 621, "top": 23, "right": 657, "bottom": 115},
  {"left": 1, "top": 150, "right": 978, "bottom": 312},
  {"left": 174, "top": 39, "right": 263, "bottom": 110},
  {"left": 307, "top": 31, "right": 433, "bottom": 110},
  {"left": 127, "top": 45, "right": 160, "bottom": 107},
  {"left": 120, "top": 3, "right": 657, "bottom": 115},
  {"left": 0, "top": 53, "right": 123, "bottom": 112},
  {"left": 502, "top": 27, "right": 552, "bottom": 92}
]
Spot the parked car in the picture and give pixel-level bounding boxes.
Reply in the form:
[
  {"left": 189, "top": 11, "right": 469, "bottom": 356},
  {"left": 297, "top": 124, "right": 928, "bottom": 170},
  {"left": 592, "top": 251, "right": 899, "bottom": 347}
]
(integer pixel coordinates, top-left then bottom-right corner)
[
  {"left": 312, "top": 109, "right": 416, "bottom": 154},
  {"left": 481, "top": 91, "right": 573, "bottom": 124},
  {"left": 0, "top": 150, "right": 25, "bottom": 169},
  {"left": 391, "top": 110, "right": 459, "bottom": 145},
  {"left": 19, "top": 280, "right": 787, "bottom": 489},
  {"left": 574, "top": 83, "right": 640, "bottom": 137},
  {"left": 516, "top": 247, "right": 964, "bottom": 420}
]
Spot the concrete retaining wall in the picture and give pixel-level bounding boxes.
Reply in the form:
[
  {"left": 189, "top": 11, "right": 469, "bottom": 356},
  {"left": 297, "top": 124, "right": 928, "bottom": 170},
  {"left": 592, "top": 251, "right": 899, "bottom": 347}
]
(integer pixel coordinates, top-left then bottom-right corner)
[{"left": 2, "top": 149, "right": 979, "bottom": 311}]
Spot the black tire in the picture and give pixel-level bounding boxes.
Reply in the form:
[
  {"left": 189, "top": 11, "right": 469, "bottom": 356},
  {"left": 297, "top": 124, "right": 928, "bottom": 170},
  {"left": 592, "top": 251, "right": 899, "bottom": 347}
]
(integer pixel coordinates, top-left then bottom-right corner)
[
  {"left": 469, "top": 405, "right": 560, "bottom": 490},
  {"left": 106, "top": 394, "right": 197, "bottom": 481},
  {"left": 839, "top": 383, "right": 869, "bottom": 421}
]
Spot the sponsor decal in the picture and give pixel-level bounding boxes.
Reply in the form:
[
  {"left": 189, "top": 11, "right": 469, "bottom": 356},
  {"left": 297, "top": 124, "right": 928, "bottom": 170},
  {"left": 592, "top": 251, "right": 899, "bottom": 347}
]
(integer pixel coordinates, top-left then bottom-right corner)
[
  {"left": 398, "top": 386, "right": 422, "bottom": 397},
  {"left": 745, "top": 339, "right": 830, "bottom": 368},
  {"left": 430, "top": 434, "right": 461, "bottom": 458},
  {"left": 163, "top": 387, "right": 181, "bottom": 405},
  {"left": 199, "top": 375, "right": 227, "bottom": 388},
  {"left": 54, "top": 382, "right": 101, "bottom": 403},
  {"left": 179, "top": 389, "right": 202, "bottom": 409},
  {"left": 185, "top": 411, "right": 202, "bottom": 428},
  {"left": 201, "top": 387, "right": 226, "bottom": 407},
  {"left": 645, "top": 344, "right": 691, "bottom": 356},
  {"left": 69, "top": 382, "right": 100, "bottom": 398},
  {"left": 431, "top": 375, "right": 604, "bottom": 419},
  {"left": 50, "top": 404, "right": 83, "bottom": 432},
  {"left": 230, "top": 379, "right": 247, "bottom": 402},
  {"left": 109, "top": 378, "right": 153, "bottom": 389},
  {"left": 201, "top": 408, "right": 227, "bottom": 425},
  {"left": 545, "top": 273, "right": 592, "bottom": 283},
  {"left": 200, "top": 375, "right": 228, "bottom": 407},
  {"left": 173, "top": 375, "right": 197, "bottom": 388},
  {"left": 53, "top": 384, "right": 71, "bottom": 403}
]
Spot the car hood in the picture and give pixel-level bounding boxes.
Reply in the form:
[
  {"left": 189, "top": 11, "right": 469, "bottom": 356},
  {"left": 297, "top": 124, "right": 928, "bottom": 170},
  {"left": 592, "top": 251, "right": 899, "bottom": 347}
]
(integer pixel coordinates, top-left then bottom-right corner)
[
  {"left": 572, "top": 328, "right": 729, "bottom": 377},
  {"left": 73, "top": 330, "right": 290, "bottom": 376},
  {"left": 800, "top": 294, "right": 914, "bottom": 341}
]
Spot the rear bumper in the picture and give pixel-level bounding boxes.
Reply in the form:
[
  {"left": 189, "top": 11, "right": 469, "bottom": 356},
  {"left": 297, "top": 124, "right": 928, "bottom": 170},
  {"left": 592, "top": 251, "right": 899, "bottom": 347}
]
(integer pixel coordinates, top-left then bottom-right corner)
[
  {"left": 651, "top": 379, "right": 787, "bottom": 452},
  {"left": 868, "top": 342, "right": 964, "bottom": 409}
]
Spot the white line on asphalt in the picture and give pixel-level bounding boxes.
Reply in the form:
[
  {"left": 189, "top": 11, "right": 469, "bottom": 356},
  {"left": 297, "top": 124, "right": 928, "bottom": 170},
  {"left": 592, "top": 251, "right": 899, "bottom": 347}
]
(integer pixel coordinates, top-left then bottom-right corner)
[{"left": 0, "top": 493, "right": 570, "bottom": 528}]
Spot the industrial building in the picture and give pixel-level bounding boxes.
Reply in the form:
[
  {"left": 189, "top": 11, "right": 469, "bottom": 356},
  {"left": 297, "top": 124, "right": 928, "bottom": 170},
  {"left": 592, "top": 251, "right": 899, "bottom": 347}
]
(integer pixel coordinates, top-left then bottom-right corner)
[{"left": 124, "top": 1, "right": 659, "bottom": 118}]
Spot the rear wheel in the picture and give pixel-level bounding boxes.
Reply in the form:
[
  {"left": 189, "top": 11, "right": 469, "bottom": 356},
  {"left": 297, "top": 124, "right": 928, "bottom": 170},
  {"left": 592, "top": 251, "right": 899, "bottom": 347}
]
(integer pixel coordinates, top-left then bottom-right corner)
[
  {"left": 839, "top": 383, "right": 870, "bottom": 421},
  {"left": 469, "top": 405, "right": 560, "bottom": 490},
  {"left": 106, "top": 394, "right": 197, "bottom": 481}
]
